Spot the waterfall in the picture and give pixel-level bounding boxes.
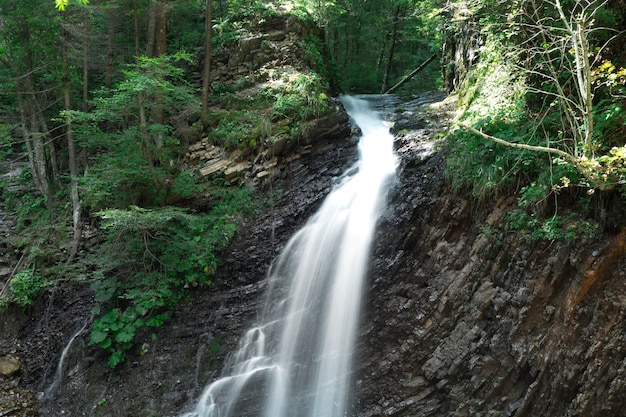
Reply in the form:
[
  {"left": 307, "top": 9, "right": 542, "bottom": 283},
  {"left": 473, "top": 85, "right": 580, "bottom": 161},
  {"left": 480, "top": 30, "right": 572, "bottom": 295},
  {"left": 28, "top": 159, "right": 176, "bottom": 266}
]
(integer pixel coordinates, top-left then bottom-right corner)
[
  {"left": 182, "top": 96, "right": 397, "bottom": 417},
  {"left": 44, "top": 319, "right": 89, "bottom": 399}
]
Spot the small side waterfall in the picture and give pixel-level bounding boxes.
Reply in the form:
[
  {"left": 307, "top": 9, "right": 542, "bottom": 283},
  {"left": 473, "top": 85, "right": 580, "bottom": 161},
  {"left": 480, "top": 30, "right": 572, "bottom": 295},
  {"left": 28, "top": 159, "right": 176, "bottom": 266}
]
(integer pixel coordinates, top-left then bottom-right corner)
[
  {"left": 44, "top": 320, "right": 89, "bottom": 399},
  {"left": 182, "top": 96, "right": 397, "bottom": 417}
]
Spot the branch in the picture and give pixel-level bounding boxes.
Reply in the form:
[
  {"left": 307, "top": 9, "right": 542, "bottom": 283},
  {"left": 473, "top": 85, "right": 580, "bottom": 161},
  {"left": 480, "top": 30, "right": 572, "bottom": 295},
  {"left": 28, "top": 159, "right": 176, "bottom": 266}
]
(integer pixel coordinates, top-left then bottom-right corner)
[
  {"left": 384, "top": 51, "right": 439, "bottom": 94},
  {"left": 0, "top": 54, "right": 12, "bottom": 69},
  {"left": 458, "top": 122, "right": 581, "bottom": 165},
  {"left": 457, "top": 122, "right": 624, "bottom": 190}
]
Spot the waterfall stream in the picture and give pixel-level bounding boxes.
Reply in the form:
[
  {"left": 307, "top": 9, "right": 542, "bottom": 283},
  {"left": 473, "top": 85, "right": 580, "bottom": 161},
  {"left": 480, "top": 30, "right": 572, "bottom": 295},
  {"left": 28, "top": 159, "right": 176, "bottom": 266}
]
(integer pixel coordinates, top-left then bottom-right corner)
[
  {"left": 44, "top": 319, "right": 89, "bottom": 399},
  {"left": 182, "top": 96, "right": 397, "bottom": 417}
]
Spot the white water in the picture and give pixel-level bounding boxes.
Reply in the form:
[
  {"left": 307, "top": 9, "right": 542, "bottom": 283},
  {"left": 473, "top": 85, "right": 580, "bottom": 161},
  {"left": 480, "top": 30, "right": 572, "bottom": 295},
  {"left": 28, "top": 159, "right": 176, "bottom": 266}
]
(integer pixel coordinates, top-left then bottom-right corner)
[
  {"left": 182, "top": 96, "right": 397, "bottom": 417},
  {"left": 44, "top": 320, "right": 89, "bottom": 399}
]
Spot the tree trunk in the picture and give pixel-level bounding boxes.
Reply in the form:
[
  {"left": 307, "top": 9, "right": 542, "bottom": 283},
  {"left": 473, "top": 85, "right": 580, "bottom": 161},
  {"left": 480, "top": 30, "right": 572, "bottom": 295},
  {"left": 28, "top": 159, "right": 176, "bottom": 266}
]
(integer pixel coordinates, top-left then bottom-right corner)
[
  {"left": 16, "top": 94, "right": 49, "bottom": 202},
  {"left": 384, "top": 51, "right": 439, "bottom": 94},
  {"left": 202, "top": 0, "right": 213, "bottom": 113},
  {"left": 105, "top": 6, "right": 115, "bottom": 89},
  {"left": 146, "top": 0, "right": 167, "bottom": 58},
  {"left": 82, "top": 8, "right": 90, "bottom": 175},
  {"left": 155, "top": 0, "right": 167, "bottom": 127},
  {"left": 16, "top": 77, "right": 53, "bottom": 205},
  {"left": 36, "top": 105, "right": 61, "bottom": 189},
  {"left": 155, "top": 0, "right": 167, "bottom": 57},
  {"left": 380, "top": 5, "right": 401, "bottom": 94},
  {"left": 134, "top": 0, "right": 140, "bottom": 57},
  {"left": 61, "top": 22, "right": 82, "bottom": 264},
  {"left": 145, "top": 0, "right": 157, "bottom": 58}
]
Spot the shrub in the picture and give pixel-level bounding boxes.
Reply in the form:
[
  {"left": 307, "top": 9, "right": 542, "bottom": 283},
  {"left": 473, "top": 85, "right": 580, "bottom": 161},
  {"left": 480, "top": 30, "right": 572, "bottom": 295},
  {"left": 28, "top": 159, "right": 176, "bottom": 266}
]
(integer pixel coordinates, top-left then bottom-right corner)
[
  {"left": 9, "top": 269, "right": 46, "bottom": 307},
  {"left": 86, "top": 187, "right": 254, "bottom": 367}
]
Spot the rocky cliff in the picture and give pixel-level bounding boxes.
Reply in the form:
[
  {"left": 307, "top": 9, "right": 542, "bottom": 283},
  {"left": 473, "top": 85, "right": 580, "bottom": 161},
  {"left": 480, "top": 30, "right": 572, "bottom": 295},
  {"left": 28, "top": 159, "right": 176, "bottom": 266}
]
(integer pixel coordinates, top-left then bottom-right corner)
[{"left": 355, "top": 100, "right": 626, "bottom": 416}]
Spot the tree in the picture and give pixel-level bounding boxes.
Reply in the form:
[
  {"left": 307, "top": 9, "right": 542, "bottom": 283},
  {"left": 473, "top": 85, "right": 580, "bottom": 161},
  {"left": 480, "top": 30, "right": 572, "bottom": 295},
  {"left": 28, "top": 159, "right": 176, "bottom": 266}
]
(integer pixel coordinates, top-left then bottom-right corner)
[
  {"left": 146, "top": 0, "right": 167, "bottom": 58},
  {"left": 58, "top": 1, "right": 90, "bottom": 263},
  {"left": 69, "top": 53, "right": 198, "bottom": 209},
  {"left": 202, "top": 0, "right": 213, "bottom": 113},
  {"left": 0, "top": 0, "right": 61, "bottom": 205},
  {"left": 146, "top": 0, "right": 167, "bottom": 126},
  {"left": 380, "top": 4, "right": 403, "bottom": 93},
  {"left": 318, "top": 0, "right": 442, "bottom": 93},
  {"left": 459, "top": 0, "right": 626, "bottom": 191}
]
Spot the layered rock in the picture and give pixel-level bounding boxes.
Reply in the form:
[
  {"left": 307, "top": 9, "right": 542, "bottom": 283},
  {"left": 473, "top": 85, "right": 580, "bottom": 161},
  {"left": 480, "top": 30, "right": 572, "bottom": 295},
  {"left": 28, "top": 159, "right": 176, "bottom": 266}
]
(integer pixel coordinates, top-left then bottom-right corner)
[{"left": 353, "top": 99, "right": 626, "bottom": 416}]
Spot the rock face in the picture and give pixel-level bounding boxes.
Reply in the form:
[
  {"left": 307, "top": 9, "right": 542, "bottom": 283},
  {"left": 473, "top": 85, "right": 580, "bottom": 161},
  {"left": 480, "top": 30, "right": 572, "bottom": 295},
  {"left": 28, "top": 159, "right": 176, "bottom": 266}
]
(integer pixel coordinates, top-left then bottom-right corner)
[
  {"left": 183, "top": 14, "right": 351, "bottom": 187},
  {"left": 352, "top": 99, "right": 626, "bottom": 416},
  {"left": 2, "top": 92, "right": 626, "bottom": 417}
]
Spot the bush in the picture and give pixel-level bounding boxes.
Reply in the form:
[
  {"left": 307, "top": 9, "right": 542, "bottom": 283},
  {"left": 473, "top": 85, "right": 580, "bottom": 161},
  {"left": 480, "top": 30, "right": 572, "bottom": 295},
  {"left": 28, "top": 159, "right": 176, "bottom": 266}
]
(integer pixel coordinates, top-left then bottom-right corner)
[
  {"left": 86, "top": 187, "right": 255, "bottom": 367},
  {"left": 9, "top": 269, "right": 46, "bottom": 307}
]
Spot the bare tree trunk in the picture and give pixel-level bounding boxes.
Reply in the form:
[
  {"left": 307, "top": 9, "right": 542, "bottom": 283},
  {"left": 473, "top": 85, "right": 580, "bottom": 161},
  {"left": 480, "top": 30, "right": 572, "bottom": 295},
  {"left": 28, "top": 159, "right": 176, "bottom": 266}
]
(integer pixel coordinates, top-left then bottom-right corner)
[
  {"left": 82, "top": 9, "right": 89, "bottom": 108},
  {"left": 17, "top": 78, "right": 53, "bottom": 204},
  {"left": 16, "top": 94, "right": 49, "bottom": 201},
  {"left": 155, "top": 0, "right": 167, "bottom": 57},
  {"left": 61, "top": 22, "right": 82, "bottom": 264},
  {"left": 82, "top": 8, "right": 90, "bottom": 175},
  {"left": 380, "top": 5, "right": 401, "bottom": 94},
  {"left": 202, "top": 0, "right": 213, "bottom": 113},
  {"left": 145, "top": 0, "right": 157, "bottom": 58},
  {"left": 30, "top": 130, "right": 51, "bottom": 202},
  {"left": 155, "top": 0, "right": 167, "bottom": 126},
  {"left": 105, "top": 6, "right": 115, "bottom": 89},
  {"left": 134, "top": 0, "right": 140, "bottom": 57},
  {"left": 384, "top": 52, "right": 439, "bottom": 94}
]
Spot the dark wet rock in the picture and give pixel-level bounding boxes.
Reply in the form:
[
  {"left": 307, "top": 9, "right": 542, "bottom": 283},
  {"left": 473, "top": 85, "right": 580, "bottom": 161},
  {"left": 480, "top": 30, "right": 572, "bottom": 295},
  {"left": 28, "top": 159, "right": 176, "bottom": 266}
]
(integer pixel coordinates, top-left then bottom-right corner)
[{"left": 352, "top": 103, "right": 626, "bottom": 416}]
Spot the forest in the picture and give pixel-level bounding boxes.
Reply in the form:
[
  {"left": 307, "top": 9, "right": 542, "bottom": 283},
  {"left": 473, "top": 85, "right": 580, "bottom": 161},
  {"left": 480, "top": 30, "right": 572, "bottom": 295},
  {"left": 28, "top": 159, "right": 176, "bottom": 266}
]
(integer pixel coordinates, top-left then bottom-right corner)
[{"left": 1, "top": 0, "right": 625, "bottom": 370}]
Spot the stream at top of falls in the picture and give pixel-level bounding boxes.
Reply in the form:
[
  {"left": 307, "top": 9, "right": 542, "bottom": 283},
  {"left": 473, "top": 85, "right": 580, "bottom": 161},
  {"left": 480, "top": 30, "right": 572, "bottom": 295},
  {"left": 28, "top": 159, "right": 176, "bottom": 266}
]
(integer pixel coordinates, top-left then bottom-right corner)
[{"left": 181, "top": 95, "right": 398, "bottom": 417}]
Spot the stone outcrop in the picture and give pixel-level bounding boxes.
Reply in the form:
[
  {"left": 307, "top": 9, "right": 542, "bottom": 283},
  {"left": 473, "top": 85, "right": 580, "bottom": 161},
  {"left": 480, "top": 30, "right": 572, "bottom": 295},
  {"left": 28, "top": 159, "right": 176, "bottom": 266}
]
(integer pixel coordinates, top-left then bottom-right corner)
[
  {"left": 183, "top": 13, "right": 350, "bottom": 186},
  {"left": 0, "top": 355, "right": 21, "bottom": 377},
  {"left": 185, "top": 108, "right": 350, "bottom": 185},
  {"left": 211, "top": 15, "right": 322, "bottom": 82}
]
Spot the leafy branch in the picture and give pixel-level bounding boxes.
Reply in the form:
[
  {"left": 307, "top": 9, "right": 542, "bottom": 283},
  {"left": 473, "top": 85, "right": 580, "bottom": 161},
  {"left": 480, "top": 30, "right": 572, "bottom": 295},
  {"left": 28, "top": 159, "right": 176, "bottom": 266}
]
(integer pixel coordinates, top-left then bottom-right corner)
[
  {"left": 458, "top": 0, "right": 626, "bottom": 192},
  {"left": 458, "top": 122, "right": 626, "bottom": 190}
]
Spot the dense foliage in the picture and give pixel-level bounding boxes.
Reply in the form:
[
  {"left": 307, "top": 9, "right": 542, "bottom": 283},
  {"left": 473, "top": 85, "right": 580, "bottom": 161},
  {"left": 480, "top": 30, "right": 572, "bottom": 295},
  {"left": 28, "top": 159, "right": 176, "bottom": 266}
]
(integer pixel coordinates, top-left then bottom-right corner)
[
  {"left": 85, "top": 192, "right": 253, "bottom": 367},
  {"left": 445, "top": 0, "right": 626, "bottom": 238}
]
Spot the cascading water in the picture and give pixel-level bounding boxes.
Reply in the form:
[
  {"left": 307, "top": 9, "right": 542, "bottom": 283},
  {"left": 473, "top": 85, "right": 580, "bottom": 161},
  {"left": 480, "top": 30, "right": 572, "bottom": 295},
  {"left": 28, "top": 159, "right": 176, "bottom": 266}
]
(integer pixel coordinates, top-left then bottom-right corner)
[
  {"left": 181, "top": 95, "right": 397, "bottom": 417},
  {"left": 44, "top": 319, "right": 89, "bottom": 399}
]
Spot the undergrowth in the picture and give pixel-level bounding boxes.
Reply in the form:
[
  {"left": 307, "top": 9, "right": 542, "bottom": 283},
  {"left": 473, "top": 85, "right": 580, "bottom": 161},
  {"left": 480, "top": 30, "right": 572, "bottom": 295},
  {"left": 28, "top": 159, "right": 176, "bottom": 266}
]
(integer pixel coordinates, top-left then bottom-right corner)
[
  {"left": 445, "top": 36, "right": 610, "bottom": 241},
  {"left": 75, "top": 186, "right": 255, "bottom": 368}
]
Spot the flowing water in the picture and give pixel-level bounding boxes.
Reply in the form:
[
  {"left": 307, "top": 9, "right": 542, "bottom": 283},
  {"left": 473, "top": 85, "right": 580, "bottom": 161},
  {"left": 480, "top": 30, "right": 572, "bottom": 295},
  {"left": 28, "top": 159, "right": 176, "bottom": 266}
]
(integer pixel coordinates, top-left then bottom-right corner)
[
  {"left": 44, "top": 320, "right": 89, "bottom": 399},
  {"left": 182, "top": 96, "right": 397, "bottom": 417}
]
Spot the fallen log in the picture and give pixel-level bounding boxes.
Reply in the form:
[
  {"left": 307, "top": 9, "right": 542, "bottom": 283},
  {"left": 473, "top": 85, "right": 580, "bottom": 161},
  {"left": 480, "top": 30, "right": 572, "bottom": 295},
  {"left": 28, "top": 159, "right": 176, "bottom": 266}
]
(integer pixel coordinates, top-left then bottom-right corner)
[{"left": 384, "top": 51, "right": 439, "bottom": 94}]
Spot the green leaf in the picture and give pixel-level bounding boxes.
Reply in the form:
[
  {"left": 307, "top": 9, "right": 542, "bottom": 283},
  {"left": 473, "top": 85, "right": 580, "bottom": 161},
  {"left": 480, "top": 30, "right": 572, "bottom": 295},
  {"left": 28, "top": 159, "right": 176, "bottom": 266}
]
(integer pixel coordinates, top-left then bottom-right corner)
[
  {"left": 89, "top": 329, "right": 108, "bottom": 345},
  {"left": 115, "top": 325, "right": 136, "bottom": 343},
  {"left": 99, "top": 338, "right": 112, "bottom": 350},
  {"left": 107, "top": 351, "right": 125, "bottom": 368}
]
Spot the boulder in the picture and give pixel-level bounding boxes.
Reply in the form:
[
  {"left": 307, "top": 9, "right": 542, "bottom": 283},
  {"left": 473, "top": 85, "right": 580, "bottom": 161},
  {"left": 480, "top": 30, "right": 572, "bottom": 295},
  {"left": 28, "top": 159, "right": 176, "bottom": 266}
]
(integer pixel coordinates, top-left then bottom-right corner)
[{"left": 0, "top": 354, "right": 21, "bottom": 377}]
